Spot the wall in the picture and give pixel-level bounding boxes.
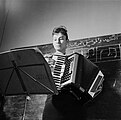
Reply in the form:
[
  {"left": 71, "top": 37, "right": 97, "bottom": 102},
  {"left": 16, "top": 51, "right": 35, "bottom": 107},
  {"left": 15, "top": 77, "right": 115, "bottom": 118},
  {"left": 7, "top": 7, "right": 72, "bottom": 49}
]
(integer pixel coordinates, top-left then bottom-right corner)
[{"left": 0, "top": 0, "right": 121, "bottom": 52}]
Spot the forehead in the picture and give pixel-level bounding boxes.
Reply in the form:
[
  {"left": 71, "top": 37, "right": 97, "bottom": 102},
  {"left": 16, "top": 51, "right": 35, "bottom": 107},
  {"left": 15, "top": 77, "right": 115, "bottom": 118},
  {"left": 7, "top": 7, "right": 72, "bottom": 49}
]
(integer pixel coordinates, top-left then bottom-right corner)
[{"left": 53, "top": 33, "right": 66, "bottom": 38}]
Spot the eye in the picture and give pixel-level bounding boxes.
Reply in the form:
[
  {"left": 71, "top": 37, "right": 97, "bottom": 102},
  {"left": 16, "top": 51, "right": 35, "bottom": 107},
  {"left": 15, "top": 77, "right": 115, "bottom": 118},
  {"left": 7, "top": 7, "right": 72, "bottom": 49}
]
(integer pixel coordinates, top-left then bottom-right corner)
[{"left": 59, "top": 37, "right": 64, "bottom": 40}]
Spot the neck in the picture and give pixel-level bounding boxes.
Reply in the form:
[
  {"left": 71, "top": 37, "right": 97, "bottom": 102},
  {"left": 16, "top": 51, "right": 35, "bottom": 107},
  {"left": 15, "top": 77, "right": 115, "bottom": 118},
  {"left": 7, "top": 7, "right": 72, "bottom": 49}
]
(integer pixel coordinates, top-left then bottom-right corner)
[{"left": 55, "top": 50, "right": 66, "bottom": 55}]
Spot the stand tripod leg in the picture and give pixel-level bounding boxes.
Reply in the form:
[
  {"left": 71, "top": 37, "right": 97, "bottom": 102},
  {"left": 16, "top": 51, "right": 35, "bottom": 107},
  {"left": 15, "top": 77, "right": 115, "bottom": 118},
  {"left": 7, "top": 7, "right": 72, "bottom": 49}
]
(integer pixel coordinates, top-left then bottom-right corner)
[{"left": 21, "top": 96, "right": 31, "bottom": 120}]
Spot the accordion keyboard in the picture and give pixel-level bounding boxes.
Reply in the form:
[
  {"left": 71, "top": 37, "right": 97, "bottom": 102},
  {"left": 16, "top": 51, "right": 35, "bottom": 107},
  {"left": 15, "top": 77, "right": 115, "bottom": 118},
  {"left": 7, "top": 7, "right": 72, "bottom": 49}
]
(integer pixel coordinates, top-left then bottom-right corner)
[
  {"left": 52, "top": 55, "right": 66, "bottom": 89},
  {"left": 52, "top": 54, "right": 79, "bottom": 90}
]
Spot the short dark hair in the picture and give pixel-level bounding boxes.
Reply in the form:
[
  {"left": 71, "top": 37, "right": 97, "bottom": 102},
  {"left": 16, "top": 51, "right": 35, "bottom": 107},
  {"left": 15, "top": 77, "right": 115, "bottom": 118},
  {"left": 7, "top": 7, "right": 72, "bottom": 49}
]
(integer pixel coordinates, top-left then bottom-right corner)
[{"left": 52, "top": 26, "right": 68, "bottom": 40}]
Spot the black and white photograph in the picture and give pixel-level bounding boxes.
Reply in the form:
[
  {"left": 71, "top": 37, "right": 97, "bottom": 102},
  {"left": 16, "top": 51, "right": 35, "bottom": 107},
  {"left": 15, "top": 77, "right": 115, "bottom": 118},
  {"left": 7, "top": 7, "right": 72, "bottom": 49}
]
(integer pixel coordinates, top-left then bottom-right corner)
[{"left": 0, "top": 0, "right": 121, "bottom": 120}]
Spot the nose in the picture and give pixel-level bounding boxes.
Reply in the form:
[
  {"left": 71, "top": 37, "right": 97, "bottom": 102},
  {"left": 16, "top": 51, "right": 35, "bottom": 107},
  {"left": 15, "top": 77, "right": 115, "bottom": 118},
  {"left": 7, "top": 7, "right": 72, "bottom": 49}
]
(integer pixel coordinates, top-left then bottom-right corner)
[{"left": 56, "top": 39, "right": 60, "bottom": 43}]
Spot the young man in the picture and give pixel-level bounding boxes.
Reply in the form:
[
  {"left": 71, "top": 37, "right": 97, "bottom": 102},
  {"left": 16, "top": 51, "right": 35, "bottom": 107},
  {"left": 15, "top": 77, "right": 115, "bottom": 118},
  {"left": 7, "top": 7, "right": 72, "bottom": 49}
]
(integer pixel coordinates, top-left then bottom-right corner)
[{"left": 42, "top": 26, "right": 87, "bottom": 120}]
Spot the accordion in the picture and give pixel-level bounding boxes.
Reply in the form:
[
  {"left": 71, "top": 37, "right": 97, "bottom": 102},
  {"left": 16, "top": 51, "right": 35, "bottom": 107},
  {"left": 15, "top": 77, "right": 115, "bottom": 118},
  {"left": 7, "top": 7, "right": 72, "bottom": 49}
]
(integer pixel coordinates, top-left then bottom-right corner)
[{"left": 51, "top": 53, "right": 104, "bottom": 101}]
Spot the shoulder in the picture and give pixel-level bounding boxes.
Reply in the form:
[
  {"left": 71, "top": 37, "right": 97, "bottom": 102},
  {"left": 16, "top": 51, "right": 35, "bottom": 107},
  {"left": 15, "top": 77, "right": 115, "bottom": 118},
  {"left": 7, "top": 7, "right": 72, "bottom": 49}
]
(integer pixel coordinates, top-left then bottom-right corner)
[
  {"left": 44, "top": 54, "right": 53, "bottom": 60},
  {"left": 44, "top": 54, "right": 53, "bottom": 62},
  {"left": 44, "top": 54, "right": 53, "bottom": 58}
]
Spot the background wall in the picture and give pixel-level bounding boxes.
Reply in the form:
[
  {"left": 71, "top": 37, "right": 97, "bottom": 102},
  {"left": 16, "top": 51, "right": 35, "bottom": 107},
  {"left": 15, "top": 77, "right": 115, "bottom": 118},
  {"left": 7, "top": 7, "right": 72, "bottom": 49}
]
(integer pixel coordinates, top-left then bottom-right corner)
[{"left": 0, "top": 0, "right": 121, "bottom": 52}]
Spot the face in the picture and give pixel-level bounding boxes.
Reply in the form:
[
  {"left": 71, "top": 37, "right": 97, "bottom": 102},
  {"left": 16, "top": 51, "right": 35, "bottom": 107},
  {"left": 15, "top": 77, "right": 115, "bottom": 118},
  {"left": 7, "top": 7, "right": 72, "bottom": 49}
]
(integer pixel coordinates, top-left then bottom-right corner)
[{"left": 53, "top": 33, "right": 68, "bottom": 53}]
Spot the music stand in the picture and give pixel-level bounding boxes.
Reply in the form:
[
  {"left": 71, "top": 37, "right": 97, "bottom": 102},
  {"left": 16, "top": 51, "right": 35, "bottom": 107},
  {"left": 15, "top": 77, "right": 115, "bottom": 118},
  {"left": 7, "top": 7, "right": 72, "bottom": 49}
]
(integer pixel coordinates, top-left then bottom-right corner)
[{"left": 0, "top": 47, "right": 58, "bottom": 120}]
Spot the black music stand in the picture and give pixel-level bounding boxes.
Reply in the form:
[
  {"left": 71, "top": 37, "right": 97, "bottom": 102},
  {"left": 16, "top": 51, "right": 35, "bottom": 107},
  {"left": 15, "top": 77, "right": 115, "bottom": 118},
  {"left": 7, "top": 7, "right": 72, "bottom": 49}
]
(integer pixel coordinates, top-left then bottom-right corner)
[{"left": 0, "top": 47, "right": 58, "bottom": 120}]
